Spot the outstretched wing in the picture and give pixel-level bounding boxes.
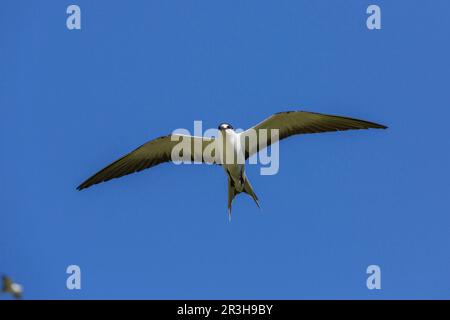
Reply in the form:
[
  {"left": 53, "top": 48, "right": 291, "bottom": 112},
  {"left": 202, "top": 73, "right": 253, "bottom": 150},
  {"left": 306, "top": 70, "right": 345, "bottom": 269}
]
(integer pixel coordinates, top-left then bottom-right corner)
[
  {"left": 2, "top": 276, "right": 12, "bottom": 292},
  {"left": 77, "top": 134, "right": 216, "bottom": 190},
  {"left": 243, "top": 111, "right": 387, "bottom": 158}
]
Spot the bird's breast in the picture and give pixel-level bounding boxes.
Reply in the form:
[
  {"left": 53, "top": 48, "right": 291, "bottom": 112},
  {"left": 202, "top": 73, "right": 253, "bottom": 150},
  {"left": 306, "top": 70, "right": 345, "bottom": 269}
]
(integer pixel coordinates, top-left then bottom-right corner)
[{"left": 217, "top": 131, "right": 245, "bottom": 164}]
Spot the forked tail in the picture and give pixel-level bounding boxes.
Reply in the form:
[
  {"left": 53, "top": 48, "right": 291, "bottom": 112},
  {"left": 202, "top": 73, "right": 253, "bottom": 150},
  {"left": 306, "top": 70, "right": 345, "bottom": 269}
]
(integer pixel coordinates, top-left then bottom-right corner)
[{"left": 227, "top": 173, "right": 260, "bottom": 220}]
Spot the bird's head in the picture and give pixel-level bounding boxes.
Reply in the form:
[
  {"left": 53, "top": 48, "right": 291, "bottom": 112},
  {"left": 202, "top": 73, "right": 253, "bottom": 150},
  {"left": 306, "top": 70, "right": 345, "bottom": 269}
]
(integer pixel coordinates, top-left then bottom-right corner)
[{"left": 218, "top": 123, "right": 234, "bottom": 131}]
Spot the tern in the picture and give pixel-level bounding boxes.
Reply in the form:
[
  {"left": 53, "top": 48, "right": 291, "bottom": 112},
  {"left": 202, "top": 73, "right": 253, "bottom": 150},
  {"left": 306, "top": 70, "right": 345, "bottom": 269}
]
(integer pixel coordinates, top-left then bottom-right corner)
[
  {"left": 77, "top": 111, "right": 387, "bottom": 217},
  {"left": 1, "top": 275, "right": 23, "bottom": 299}
]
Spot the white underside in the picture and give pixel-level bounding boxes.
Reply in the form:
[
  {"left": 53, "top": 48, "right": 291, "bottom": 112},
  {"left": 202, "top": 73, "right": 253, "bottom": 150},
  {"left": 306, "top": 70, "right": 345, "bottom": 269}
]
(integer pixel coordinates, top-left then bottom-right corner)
[{"left": 219, "top": 130, "right": 245, "bottom": 192}]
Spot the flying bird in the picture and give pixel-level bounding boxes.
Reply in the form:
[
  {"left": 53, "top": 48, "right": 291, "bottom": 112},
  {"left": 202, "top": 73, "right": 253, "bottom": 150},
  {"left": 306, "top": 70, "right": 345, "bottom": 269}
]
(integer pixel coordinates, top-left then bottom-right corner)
[
  {"left": 2, "top": 275, "right": 23, "bottom": 299},
  {"left": 77, "top": 111, "right": 387, "bottom": 217}
]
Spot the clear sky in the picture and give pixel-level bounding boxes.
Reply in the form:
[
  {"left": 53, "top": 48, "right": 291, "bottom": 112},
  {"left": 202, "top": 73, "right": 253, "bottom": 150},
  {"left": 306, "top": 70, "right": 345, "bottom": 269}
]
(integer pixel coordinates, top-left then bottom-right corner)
[{"left": 1, "top": 0, "right": 449, "bottom": 299}]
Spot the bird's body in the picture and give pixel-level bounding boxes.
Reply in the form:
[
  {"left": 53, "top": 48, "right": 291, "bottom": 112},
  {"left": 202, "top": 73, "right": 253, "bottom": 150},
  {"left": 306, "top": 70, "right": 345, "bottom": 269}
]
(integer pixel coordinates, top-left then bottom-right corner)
[
  {"left": 2, "top": 276, "right": 22, "bottom": 299},
  {"left": 217, "top": 127, "right": 260, "bottom": 217},
  {"left": 220, "top": 128, "right": 245, "bottom": 191},
  {"left": 77, "top": 111, "right": 387, "bottom": 217}
]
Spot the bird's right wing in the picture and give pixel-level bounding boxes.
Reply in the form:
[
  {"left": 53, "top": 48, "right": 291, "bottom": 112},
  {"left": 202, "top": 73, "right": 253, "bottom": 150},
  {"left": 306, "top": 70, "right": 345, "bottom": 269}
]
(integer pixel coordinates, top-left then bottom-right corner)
[
  {"left": 77, "top": 134, "right": 216, "bottom": 190},
  {"left": 2, "top": 276, "right": 12, "bottom": 292}
]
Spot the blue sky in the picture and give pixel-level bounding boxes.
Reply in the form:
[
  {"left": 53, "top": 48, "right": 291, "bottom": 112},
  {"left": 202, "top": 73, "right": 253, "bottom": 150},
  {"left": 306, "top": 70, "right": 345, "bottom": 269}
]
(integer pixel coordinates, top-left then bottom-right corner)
[{"left": 1, "top": 0, "right": 449, "bottom": 299}]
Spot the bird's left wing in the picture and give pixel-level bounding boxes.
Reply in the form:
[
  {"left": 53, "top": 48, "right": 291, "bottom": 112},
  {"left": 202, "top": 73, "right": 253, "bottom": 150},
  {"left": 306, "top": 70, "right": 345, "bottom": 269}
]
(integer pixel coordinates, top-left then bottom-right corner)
[
  {"left": 77, "top": 134, "right": 216, "bottom": 190},
  {"left": 242, "top": 111, "right": 387, "bottom": 159}
]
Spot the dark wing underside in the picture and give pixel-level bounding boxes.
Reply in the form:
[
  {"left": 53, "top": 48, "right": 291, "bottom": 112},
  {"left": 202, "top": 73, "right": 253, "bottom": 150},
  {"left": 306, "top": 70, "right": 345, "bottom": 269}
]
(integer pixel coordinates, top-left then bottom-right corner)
[
  {"left": 77, "top": 134, "right": 215, "bottom": 190},
  {"left": 243, "top": 111, "right": 387, "bottom": 158},
  {"left": 2, "top": 276, "right": 12, "bottom": 292}
]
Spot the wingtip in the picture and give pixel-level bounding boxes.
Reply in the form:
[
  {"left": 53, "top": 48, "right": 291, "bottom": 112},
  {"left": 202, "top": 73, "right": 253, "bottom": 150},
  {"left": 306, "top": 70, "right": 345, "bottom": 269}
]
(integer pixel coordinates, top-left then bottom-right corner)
[
  {"left": 374, "top": 122, "right": 388, "bottom": 129},
  {"left": 368, "top": 122, "right": 388, "bottom": 130}
]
